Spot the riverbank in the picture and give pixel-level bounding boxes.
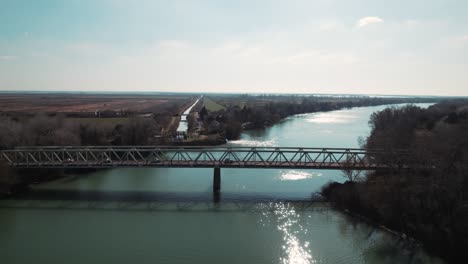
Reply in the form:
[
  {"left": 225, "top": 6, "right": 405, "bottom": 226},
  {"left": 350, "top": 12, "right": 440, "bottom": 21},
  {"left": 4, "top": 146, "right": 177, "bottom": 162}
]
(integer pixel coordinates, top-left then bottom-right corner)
[
  {"left": 0, "top": 103, "right": 446, "bottom": 264},
  {"left": 191, "top": 95, "right": 441, "bottom": 144},
  {"left": 319, "top": 182, "right": 420, "bottom": 242},
  {"left": 0, "top": 165, "right": 104, "bottom": 197},
  {"left": 320, "top": 101, "right": 468, "bottom": 263},
  {"left": 0, "top": 168, "right": 64, "bottom": 198},
  {"left": 320, "top": 181, "right": 466, "bottom": 263}
]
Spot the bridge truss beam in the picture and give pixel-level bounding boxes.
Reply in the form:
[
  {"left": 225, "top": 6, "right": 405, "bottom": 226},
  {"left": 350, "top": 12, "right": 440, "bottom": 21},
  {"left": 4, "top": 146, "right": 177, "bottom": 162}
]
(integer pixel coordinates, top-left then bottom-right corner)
[{"left": 0, "top": 146, "right": 413, "bottom": 170}]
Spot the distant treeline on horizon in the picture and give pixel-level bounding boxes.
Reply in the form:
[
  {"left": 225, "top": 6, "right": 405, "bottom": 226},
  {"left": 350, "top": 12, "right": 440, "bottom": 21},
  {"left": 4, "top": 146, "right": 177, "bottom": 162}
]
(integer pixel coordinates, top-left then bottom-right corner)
[{"left": 0, "top": 90, "right": 463, "bottom": 98}]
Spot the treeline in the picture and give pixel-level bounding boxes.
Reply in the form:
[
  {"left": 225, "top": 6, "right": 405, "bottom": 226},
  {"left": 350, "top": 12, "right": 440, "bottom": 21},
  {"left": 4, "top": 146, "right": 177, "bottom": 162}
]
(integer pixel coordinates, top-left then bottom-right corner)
[
  {"left": 0, "top": 96, "right": 214, "bottom": 149},
  {"left": 0, "top": 114, "right": 170, "bottom": 149},
  {"left": 198, "top": 96, "right": 440, "bottom": 140},
  {"left": 0, "top": 111, "right": 179, "bottom": 195},
  {"left": 322, "top": 100, "right": 468, "bottom": 261}
]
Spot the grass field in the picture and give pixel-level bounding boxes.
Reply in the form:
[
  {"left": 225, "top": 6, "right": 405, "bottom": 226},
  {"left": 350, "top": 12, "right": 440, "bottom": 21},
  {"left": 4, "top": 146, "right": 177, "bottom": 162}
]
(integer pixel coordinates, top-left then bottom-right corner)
[{"left": 203, "top": 97, "right": 226, "bottom": 111}]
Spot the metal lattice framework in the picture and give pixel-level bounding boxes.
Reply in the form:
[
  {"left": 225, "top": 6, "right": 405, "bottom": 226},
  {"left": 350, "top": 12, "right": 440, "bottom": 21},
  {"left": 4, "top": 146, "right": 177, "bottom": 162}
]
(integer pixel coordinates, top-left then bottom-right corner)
[{"left": 0, "top": 146, "right": 415, "bottom": 170}]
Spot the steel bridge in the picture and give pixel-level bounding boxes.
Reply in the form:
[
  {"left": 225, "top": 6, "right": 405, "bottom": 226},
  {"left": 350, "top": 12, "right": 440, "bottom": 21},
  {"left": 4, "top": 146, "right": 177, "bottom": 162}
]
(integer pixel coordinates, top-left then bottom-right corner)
[{"left": 0, "top": 146, "right": 415, "bottom": 192}]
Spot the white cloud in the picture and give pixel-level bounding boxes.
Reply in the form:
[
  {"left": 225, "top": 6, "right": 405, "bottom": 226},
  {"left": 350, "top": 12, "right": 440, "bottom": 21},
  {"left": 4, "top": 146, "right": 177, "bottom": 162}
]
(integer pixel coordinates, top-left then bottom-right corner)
[
  {"left": 286, "top": 51, "right": 317, "bottom": 63},
  {"left": 452, "top": 34, "right": 468, "bottom": 45},
  {"left": 2, "top": 13, "right": 466, "bottom": 96},
  {"left": 356, "top": 16, "right": 384, "bottom": 28},
  {"left": 0, "top": 55, "right": 18, "bottom": 60},
  {"left": 213, "top": 41, "right": 243, "bottom": 54},
  {"left": 439, "top": 34, "right": 468, "bottom": 49},
  {"left": 285, "top": 50, "right": 358, "bottom": 65},
  {"left": 317, "top": 21, "right": 346, "bottom": 32},
  {"left": 157, "top": 40, "right": 191, "bottom": 50},
  {"left": 66, "top": 42, "right": 118, "bottom": 58}
]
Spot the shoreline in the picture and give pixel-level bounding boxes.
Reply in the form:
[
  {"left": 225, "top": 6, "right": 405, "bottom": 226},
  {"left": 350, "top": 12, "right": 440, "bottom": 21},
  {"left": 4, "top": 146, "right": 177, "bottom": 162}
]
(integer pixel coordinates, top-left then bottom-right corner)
[
  {"left": 180, "top": 101, "right": 435, "bottom": 146},
  {"left": 321, "top": 181, "right": 460, "bottom": 263}
]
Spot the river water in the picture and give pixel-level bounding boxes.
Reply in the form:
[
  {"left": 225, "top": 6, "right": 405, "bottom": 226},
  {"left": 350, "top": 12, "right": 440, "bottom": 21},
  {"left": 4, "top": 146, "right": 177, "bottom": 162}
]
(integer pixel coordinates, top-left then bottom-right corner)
[
  {"left": 176, "top": 97, "right": 201, "bottom": 133},
  {"left": 0, "top": 103, "right": 445, "bottom": 264}
]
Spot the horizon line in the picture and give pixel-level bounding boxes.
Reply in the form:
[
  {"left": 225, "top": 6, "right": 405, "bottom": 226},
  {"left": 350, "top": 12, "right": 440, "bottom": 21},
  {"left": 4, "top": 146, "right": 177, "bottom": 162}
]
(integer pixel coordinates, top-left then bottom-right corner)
[{"left": 0, "top": 89, "right": 466, "bottom": 98}]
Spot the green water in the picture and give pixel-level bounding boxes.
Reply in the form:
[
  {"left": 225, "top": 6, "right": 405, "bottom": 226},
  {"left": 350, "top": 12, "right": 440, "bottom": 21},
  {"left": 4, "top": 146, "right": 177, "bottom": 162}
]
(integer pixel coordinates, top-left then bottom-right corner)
[{"left": 0, "top": 103, "right": 445, "bottom": 264}]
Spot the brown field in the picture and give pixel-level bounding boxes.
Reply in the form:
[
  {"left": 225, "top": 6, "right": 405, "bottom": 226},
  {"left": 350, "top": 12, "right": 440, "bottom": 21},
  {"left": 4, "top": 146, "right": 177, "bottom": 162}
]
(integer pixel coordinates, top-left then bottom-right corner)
[{"left": 0, "top": 93, "right": 192, "bottom": 113}]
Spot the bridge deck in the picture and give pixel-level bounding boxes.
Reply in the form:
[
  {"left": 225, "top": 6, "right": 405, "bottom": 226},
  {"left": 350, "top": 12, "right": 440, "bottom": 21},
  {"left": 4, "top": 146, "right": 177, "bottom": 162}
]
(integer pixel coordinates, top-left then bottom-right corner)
[{"left": 1, "top": 146, "right": 412, "bottom": 170}]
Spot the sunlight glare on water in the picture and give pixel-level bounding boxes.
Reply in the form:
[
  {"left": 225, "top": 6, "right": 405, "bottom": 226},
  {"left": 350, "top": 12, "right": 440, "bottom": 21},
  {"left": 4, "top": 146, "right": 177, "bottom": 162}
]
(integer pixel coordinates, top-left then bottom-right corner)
[
  {"left": 262, "top": 203, "right": 315, "bottom": 264},
  {"left": 228, "top": 137, "right": 279, "bottom": 147},
  {"left": 306, "top": 111, "right": 358, "bottom": 124},
  {"left": 278, "top": 170, "right": 322, "bottom": 181},
  {"left": 0, "top": 103, "right": 445, "bottom": 264}
]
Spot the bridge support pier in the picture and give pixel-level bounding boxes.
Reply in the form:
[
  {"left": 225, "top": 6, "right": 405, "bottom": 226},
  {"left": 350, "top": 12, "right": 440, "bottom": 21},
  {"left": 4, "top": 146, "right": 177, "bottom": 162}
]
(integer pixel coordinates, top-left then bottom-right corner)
[{"left": 213, "top": 167, "right": 221, "bottom": 193}]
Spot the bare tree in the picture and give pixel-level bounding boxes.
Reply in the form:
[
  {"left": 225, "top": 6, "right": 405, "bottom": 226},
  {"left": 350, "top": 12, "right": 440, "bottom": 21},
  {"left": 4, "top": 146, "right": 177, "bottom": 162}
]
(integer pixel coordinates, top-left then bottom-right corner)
[
  {"left": 54, "top": 121, "right": 81, "bottom": 145},
  {"left": 341, "top": 153, "right": 363, "bottom": 182},
  {"left": 0, "top": 116, "right": 23, "bottom": 148},
  {"left": 121, "top": 117, "right": 157, "bottom": 145}
]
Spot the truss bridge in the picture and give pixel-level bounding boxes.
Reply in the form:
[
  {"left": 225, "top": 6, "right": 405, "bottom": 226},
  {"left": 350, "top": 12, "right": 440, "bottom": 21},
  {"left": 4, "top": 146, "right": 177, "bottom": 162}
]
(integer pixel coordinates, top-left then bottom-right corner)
[{"left": 0, "top": 146, "right": 416, "bottom": 192}]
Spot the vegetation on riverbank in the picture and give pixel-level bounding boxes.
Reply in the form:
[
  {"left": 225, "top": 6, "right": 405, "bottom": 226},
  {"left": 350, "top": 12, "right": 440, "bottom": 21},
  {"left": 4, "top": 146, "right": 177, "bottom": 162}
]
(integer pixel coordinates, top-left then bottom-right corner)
[
  {"left": 0, "top": 98, "right": 200, "bottom": 148},
  {"left": 0, "top": 159, "right": 67, "bottom": 197},
  {"left": 0, "top": 93, "right": 443, "bottom": 194},
  {"left": 0, "top": 94, "right": 441, "bottom": 148},
  {"left": 321, "top": 100, "right": 468, "bottom": 262},
  {"left": 0, "top": 94, "right": 198, "bottom": 192},
  {"left": 0, "top": 114, "right": 164, "bottom": 147},
  {"left": 195, "top": 95, "right": 440, "bottom": 140}
]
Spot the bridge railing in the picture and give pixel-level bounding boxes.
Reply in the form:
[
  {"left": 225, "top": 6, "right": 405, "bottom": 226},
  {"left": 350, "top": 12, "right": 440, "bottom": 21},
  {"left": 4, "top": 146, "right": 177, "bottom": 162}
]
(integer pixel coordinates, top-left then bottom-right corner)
[
  {"left": 10, "top": 145, "right": 411, "bottom": 151},
  {"left": 0, "top": 146, "right": 414, "bottom": 170}
]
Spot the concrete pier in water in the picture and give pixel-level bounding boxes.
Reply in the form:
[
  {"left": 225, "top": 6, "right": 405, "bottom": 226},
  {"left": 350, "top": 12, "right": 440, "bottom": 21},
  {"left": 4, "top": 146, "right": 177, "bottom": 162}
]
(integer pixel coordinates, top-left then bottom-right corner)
[{"left": 213, "top": 167, "right": 221, "bottom": 193}]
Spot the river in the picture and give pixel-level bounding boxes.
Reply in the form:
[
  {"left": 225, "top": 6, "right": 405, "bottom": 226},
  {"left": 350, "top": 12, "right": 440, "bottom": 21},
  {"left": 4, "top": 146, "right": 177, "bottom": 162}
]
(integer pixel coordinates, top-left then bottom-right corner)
[
  {"left": 0, "top": 103, "right": 445, "bottom": 264},
  {"left": 176, "top": 96, "right": 202, "bottom": 133}
]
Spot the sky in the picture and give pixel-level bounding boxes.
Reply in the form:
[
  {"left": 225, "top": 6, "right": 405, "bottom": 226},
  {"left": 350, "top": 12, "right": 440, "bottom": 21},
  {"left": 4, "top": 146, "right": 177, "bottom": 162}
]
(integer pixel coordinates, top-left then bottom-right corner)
[{"left": 0, "top": 0, "right": 467, "bottom": 96}]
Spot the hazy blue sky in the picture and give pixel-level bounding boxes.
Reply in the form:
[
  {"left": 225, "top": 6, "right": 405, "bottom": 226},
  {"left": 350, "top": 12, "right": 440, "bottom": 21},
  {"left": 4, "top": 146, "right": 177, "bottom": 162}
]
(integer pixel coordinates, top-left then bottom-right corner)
[{"left": 1, "top": 0, "right": 467, "bottom": 95}]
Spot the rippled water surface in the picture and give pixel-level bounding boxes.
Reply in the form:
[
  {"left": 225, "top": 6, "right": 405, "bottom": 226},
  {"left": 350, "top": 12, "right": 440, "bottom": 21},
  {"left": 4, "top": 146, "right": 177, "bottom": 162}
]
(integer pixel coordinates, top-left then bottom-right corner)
[{"left": 0, "top": 103, "right": 445, "bottom": 264}]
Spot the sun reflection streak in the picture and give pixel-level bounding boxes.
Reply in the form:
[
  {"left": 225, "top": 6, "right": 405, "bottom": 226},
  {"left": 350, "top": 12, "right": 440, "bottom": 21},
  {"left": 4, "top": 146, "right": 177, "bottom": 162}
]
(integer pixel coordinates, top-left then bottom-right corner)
[
  {"left": 228, "top": 138, "right": 278, "bottom": 147},
  {"left": 279, "top": 170, "right": 322, "bottom": 181},
  {"left": 306, "top": 112, "right": 357, "bottom": 124},
  {"left": 261, "top": 203, "right": 316, "bottom": 264}
]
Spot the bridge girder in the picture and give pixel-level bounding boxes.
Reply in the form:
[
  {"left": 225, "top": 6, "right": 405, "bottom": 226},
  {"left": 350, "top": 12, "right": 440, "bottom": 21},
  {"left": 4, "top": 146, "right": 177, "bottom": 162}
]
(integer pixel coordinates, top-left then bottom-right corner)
[{"left": 0, "top": 146, "right": 415, "bottom": 170}]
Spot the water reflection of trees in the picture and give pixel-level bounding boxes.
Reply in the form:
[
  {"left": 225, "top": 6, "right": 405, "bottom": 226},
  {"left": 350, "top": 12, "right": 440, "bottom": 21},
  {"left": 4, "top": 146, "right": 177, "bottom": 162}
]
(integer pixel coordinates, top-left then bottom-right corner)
[{"left": 334, "top": 211, "right": 445, "bottom": 264}]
